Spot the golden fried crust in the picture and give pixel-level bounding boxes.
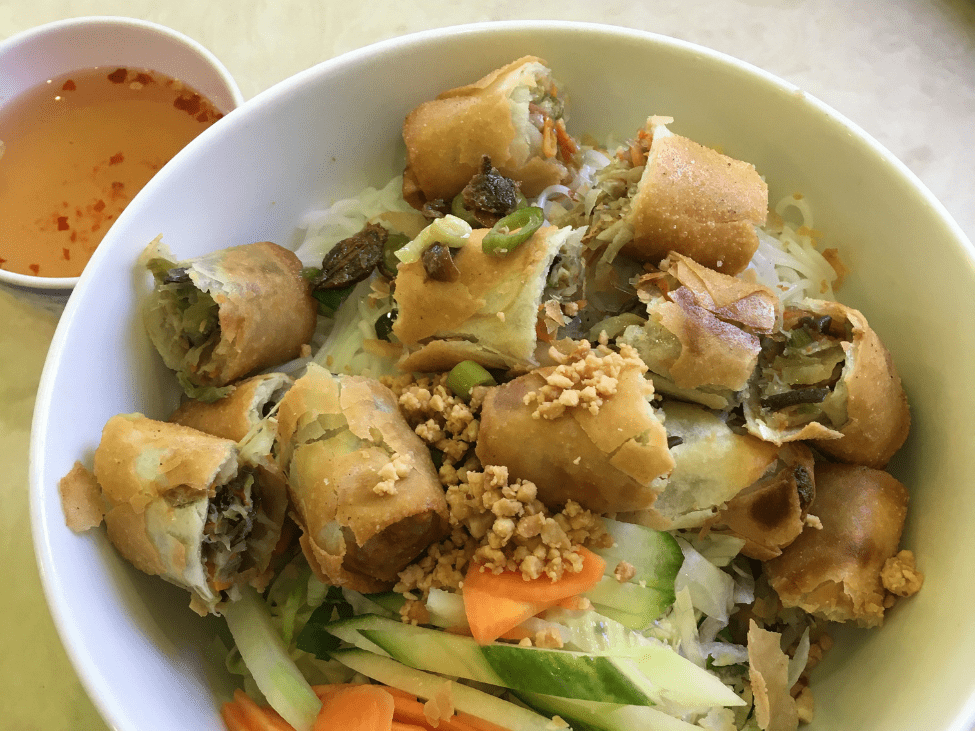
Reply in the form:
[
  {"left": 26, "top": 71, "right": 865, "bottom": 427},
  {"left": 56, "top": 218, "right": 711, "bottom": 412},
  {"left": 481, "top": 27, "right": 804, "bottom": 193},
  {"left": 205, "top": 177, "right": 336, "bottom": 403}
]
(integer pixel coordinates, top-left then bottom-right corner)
[
  {"left": 712, "top": 443, "right": 815, "bottom": 561},
  {"left": 806, "top": 300, "right": 910, "bottom": 468},
  {"left": 58, "top": 461, "right": 106, "bottom": 533},
  {"left": 765, "top": 462, "right": 909, "bottom": 627},
  {"left": 169, "top": 372, "right": 292, "bottom": 442},
  {"left": 476, "top": 365, "right": 673, "bottom": 513},
  {"left": 393, "top": 226, "right": 564, "bottom": 370},
  {"left": 623, "top": 134, "right": 768, "bottom": 274},
  {"left": 276, "top": 365, "right": 448, "bottom": 590},
  {"left": 144, "top": 240, "right": 318, "bottom": 388},
  {"left": 402, "top": 56, "right": 567, "bottom": 202},
  {"left": 93, "top": 414, "right": 237, "bottom": 513}
]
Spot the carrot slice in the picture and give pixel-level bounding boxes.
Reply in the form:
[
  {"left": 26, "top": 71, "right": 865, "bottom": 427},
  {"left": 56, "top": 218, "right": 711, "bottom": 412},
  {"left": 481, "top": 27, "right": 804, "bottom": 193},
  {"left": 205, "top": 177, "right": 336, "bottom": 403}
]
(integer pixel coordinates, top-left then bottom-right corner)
[
  {"left": 463, "top": 546, "right": 606, "bottom": 644},
  {"left": 221, "top": 690, "right": 292, "bottom": 731},
  {"left": 389, "top": 696, "right": 497, "bottom": 731},
  {"left": 314, "top": 685, "right": 395, "bottom": 731}
]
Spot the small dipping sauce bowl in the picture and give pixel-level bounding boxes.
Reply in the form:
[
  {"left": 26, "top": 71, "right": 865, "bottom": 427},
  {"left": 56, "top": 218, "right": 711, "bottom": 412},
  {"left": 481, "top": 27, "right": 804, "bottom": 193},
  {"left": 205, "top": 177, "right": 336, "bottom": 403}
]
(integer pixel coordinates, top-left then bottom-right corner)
[{"left": 0, "top": 16, "right": 244, "bottom": 304}]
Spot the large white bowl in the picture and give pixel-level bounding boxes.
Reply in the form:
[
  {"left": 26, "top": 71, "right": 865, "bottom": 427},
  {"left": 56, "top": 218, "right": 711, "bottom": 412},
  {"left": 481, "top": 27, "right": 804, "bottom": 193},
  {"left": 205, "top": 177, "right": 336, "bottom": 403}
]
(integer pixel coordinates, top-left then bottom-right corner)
[{"left": 30, "top": 20, "right": 975, "bottom": 731}]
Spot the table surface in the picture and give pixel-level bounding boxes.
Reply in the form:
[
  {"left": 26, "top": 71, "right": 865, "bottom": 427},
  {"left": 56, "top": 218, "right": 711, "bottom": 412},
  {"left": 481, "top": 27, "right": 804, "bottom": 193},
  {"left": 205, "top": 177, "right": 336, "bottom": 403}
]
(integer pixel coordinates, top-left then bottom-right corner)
[{"left": 2, "top": 1, "right": 973, "bottom": 728}]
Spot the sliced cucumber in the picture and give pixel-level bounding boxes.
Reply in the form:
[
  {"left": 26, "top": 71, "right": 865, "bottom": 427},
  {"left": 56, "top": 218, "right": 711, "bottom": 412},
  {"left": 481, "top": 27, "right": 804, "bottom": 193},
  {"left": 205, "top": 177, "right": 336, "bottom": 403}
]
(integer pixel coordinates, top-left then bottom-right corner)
[
  {"left": 587, "top": 519, "right": 684, "bottom": 630},
  {"left": 325, "top": 614, "right": 656, "bottom": 705},
  {"left": 517, "top": 691, "right": 703, "bottom": 731},
  {"left": 331, "top": 648, "right": 558, "bottom": 731}
]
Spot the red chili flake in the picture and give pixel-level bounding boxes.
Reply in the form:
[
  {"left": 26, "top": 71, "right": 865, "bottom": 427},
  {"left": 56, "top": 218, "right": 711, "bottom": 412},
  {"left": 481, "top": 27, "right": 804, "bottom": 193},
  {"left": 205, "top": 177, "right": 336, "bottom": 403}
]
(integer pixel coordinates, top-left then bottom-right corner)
[
  {"left": 70, "top": 231, "right": 78, "bottom": 242},
  {"left": 93, "top": 199, "right": 106, "bottom": 212},
  {"left": 109, "top": 152, "right": 124, "bottom": 165},
  {"left": 57, "top": 216, "right": 70, "bottom": 231},
  {"left": 196, "top": 112, "right": 209, "bottom": 123},
  {"left": 0, "top": 257, "right": 6, "bottom": 266},
  {"left": 174, "top": 93, "right": 202, "bottom": 116},
  {"left": 63, "top": 248, "right": 71, "bottom": 260},
  {"left": 107, "top": 68, "right": 128, "bottom": 83},
  {"left": 62, "top": 79, "right": 77, "bottom": 91},
  {"left": 135, "top": 72, "right": 153, "bottom": 85},
  {"left": 29, "top": 264, "right": 40, "bottom": 274}
]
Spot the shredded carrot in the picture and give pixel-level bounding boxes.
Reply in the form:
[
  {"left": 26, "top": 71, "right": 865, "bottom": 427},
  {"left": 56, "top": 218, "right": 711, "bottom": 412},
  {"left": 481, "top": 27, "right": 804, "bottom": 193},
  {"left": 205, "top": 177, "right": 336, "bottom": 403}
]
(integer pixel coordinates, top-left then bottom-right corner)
[
  {"left": 221, "top": 689, "right": 292, "bottom": 731},
  {"left": 555, "top": 119, "right": 578, "bottom": 160},
  {"left": 314, "top": 684, "right": 395, "bottom": 731},
  {"left": 462, "top": 547, "right": 605, "bottom": 644},
  {"left": 392, "top": 723, "right": 429, "bottom": 731},
  {"left": 389, "top": 696, "right": 490, "bottom": 731},
  {"left": 541, "top": 116, "right": 557, "bottom": 158}
]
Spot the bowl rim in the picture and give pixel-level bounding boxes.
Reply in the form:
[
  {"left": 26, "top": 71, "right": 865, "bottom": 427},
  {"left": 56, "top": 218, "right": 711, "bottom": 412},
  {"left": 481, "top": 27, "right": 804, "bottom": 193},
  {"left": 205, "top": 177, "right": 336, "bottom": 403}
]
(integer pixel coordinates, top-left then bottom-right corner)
[
  {"left": 28, "top": 18, "right": 975, "bottom": 731},
  {"left": 0, "top": 14, "right": 245, "bottom": 293}
]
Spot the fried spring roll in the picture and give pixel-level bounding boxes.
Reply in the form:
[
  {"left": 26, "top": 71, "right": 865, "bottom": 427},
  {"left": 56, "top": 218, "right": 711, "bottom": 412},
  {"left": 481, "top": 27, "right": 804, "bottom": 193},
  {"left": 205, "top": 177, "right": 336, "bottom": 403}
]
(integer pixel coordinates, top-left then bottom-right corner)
[
  {"left": 169, "top": 372, "right": 293, "bottom": 442},
  {"left": 571, "top": 119, "right": 767, "bottom": 275},
  {"left": 765, "top": 462, "right": 909, "bottom": 627},
  {"left": 392, "top": 225, "right": 585, "bottom": 373},
  {"left": 475, "top": 347, "right": 674, "bottom": 513},
  {"left": 142, "top": 237, "right": 317, "bottom": 392},
  {"left": 744, "top": 299, "right": 910, "bottom": 468},
  {"left": 275, "top": 364, "right": 448, "bottom": 592},
  {"left": 620, "top": 253, "right": 781, "bottom": 410},
  {"left": 402, "top": 56, "right": 575, "bottom": 206},
  {"left": 707, "top": 442, "right": 816, "bottom": 561},
  {"left": 91, "top": 414, "right": 288, "bottom": 616},
  {"left": 619, "top": 400, "right": 780, "bottom": 530}
]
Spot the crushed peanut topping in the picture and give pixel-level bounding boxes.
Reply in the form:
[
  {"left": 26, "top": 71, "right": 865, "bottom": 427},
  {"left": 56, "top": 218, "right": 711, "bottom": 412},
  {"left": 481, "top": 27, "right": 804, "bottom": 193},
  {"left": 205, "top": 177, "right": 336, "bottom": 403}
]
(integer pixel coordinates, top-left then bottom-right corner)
[
  {"left": 445, "top": 465, "right": 612, "bottom": 581},
  {"left": 373, "top": 451, "right": 413, "bottom": 495},
  {"left": 534, "top": 627, "right": 565, "bottom": 649},
  {"left": 384, "top": 373, "right": 480, "bottom": 465},
  {"left": 881, "top": 550, "right": 924, "bottom": 597},
  {"left": 614, "top": 560, "right": 636, "bottom": 583},
  {"left": 523, "top": 340, "right": 646, "bottom": 420},
  {"left": 399, "top": 597, "right": 431, "bottom": 626}
]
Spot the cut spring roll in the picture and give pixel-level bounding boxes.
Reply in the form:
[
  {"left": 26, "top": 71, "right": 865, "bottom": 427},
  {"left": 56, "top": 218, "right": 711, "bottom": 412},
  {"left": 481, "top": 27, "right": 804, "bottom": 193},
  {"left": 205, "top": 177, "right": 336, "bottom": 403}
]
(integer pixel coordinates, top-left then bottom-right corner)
[
  {"left": 743, "top": 299, "right": 910, "bottom": 468},
  {"left": 618, "top": 400, "right": 780, "bottom": 530},
  {"left": 169, "top": 372, "right": 293, "bottom": 443},
  {"left": 275, "top": 364, "right": 448, "bottom": 592},
  {"left": 402, "top": 56, "right": 576, "bottom": 207},
  {"left": 142, "top": 237, "right": 317, "bottom": 394},
  {"left": 620, "top": 252, "right": 781, "bottom": 410},
  {"left": 475, "top": 344, "right": 674, "bottom": 513},
  {"left": 392, "top": 224, "right": 585, "bottom": 373},
  {"left": 562, "top": 118, "right": 767, "bottom": 275},
  {"left": 90, "top": 414, "right": 288, "bottom": 615},
  {"left": 764, "top": 462, "right": 912, "bottom": 627}
]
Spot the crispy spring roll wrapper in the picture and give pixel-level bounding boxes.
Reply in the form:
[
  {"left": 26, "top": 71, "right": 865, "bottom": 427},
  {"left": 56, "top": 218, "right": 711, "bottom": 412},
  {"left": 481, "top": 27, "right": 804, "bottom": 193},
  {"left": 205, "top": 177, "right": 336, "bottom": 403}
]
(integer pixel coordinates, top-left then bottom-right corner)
[
  {"left": 91, "top": 414, "right": 288, "bottom": 616},
  {"left": 570, "top": 119, "right": 766, "bottom": 275},
  {"left": 620, "top": 253, "right": 781, "bottom": 409},
  {"left": 618, "top": 400, "right": 780, "bottom": 530},
  {"left": 744, "top": 299, "right": 910, "bottom": 468},
  {"left": 392, "top": 225, "right": 585, "bottom": 373},
  {"left": 622, "top": 125, "right": 768, "bottom": 274},
  {"left": 747, "top": 621, "right": 799, "bottom": 731},
  {"left": 707, "top": 442, "right": 816, "bottom": 561},
  {"left": 141, "top": 237, "right": 317, "bottom": 389},
  {"left": 275, "top": 364, "right": 448, "bottom": 592},
  {"left": 476, "top": 355, "right": 674, "bottom": 513},
  {"left": 169, "top": 372, "right": 293, "bottom": 442},
  {"left": 402, "top": 56, "right": 574, "bottom": 205},
  {"left": 765, "top": 462, "right": 909, "bottom": 627}
]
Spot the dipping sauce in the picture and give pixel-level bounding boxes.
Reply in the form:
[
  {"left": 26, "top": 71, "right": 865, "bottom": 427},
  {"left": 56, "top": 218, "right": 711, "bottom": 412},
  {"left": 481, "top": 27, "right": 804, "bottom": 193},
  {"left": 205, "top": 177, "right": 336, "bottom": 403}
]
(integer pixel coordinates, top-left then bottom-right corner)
[{"left": 0, "top": 67, "right": 224, "bottom": 278}]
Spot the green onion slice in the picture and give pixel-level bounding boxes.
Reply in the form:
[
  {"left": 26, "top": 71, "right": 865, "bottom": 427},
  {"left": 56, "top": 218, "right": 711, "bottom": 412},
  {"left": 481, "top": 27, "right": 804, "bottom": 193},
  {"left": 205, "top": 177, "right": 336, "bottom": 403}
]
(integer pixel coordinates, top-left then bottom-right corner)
[
  {"left": 482, "top": 206, "right": 544, "bottom": 256},
  {"left": 446, "top": 360, "right": 497, "bottom": 401}
]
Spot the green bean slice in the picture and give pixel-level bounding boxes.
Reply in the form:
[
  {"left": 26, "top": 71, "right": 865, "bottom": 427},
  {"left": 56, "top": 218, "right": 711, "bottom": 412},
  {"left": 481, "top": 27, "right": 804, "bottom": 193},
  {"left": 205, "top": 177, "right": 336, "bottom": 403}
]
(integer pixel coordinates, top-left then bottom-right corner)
[{"left": 446, "top": 360, "right": 497, "bottom": 401}]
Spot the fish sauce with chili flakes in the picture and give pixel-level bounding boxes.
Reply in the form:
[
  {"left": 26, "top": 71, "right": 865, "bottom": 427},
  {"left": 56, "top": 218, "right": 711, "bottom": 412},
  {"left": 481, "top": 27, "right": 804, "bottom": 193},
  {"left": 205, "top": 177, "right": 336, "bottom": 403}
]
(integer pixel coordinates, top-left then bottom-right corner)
[{"left": 0, "top": 67, "right": 224, "bottom": 278}]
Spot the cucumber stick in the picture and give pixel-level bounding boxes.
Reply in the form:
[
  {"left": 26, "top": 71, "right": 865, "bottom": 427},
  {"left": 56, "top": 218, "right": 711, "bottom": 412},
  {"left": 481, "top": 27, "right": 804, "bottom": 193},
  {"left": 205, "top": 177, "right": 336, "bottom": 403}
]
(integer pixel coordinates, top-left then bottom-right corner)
[
  {"left": 327, "top": 614, "right": 653, "bottom": 705},
  {"left": 331, "top": 648, "right": 557, "bottom": 731},
  {"left": 516, "top": 691, "right": 703, "bottom": 731},
  {"left": 324, "top": 615, "right": 742, "bottom": 708},
  {"left": 588, "top": 519, "right": 684, "bottom": 630}
]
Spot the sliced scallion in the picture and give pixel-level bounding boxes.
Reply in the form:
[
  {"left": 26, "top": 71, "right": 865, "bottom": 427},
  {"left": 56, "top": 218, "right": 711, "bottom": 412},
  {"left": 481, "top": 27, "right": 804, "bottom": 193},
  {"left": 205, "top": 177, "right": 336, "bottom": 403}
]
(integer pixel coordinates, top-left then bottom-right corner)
[
  {"left": 482, "top": 206, "right": 543, "bottom": 256},
  {"left": 446, "top": 360, "right": 497, "bottom": 400}
]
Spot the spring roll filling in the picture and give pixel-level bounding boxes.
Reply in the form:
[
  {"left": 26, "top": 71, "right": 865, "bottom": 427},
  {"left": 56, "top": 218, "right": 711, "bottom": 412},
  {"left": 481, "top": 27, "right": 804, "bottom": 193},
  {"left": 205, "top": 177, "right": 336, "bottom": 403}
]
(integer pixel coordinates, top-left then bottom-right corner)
[
  {"left": 202, "top": 469, "right": 273, "bottom": 588},
  {"left": 751, "top": 313, "right": 851, "bottom": 433}
]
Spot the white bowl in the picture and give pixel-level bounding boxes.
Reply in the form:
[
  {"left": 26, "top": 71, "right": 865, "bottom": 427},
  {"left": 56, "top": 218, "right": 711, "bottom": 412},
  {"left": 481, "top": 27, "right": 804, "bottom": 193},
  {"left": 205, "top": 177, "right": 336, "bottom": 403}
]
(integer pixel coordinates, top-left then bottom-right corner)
[
  {"left": 30, "top": 20, "right": 975, "bottom": 731},
  {"left": 0, "top": 16, "right": 244, "bottom": 299}
]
